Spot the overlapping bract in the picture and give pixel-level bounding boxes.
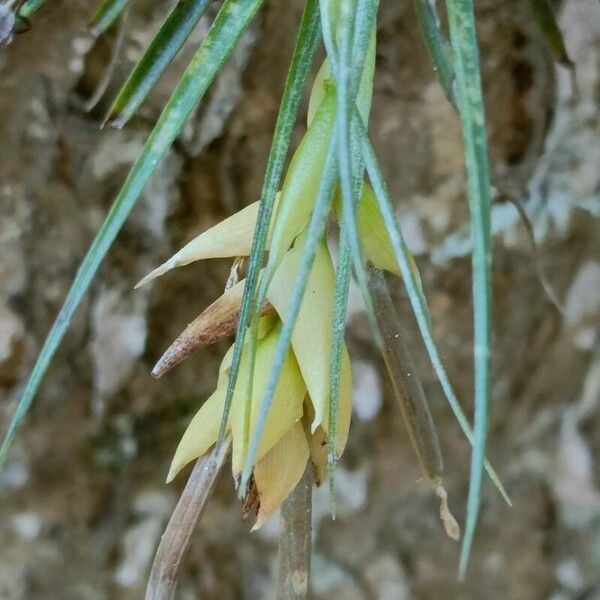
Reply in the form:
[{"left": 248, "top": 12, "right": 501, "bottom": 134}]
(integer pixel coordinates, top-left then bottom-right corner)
[{"left": 144, "top": 196, "right": 357, "bottom": 527}]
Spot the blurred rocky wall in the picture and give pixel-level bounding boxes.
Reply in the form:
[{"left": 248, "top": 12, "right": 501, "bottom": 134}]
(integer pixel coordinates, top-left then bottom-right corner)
[{"left": 0, "top": 1, "right": 599, "bottom": 598}]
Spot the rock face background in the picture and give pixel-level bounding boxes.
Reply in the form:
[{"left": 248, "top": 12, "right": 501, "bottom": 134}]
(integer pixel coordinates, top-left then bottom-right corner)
[{"left": 1, "top": 1, "right": 599, "bottom": 598}]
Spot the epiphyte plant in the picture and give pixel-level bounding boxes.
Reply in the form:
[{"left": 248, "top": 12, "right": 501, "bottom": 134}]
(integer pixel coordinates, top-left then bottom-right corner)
[{"left": 1, "top": 0, "right": 573, "bottom": 591}]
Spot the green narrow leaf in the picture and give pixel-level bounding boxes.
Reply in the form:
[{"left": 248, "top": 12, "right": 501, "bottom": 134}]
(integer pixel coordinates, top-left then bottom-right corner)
[
  {"left": 413, "top": 0, "right": 457, "bottom": 106},
  {"left": 106, "top": 0, "right": 212, "bottom": 128},
  {"left": 240, "top": 130, "right": 339, "bottom": 494},
  {"left": 327, "top": 219, "right": 351, "bottom": 514},
  {"left": 358, "top": 118, "right": 510, "bottom": 503},
  {"left": 332, "top": 0, "right": 372, "bottom": 322},
  {"left": 325, "top": 0, "right": 380, "bottom": 500},
  {"left": 529, "top": 0, "right": 574, "bottom": 67},
  {"left": 322, "top": 0, "right": 380, "bottom": 337},
  {"left": 321, "top": 0, "right": 379, "bottom": 503},
  {"left": 446, "top": 0, "right": 493, "bottom": 577},
  {"left": 89, "top": 0, "right": 131, "bottom": 36},
  {"left": 19, "top": 0, "right": 47, "bottom": 19},
  {"left": 0, "top": 0, "right": 264, "bottom": 469},
  {"left": 216, "top": 0, "right": 321, "bottom": 450}
]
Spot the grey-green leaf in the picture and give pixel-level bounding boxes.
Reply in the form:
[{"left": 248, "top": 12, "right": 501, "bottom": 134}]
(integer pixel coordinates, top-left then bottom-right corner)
[
  {"left": 413, "top": 0, "right": 457, "bottom": 107},
  {"left": 358, "top": 117, "right": 509, "bottom": 504},
  {"left": 89, "top": 0, "right": 131, "bottom": 36},
  {"left": 106, "top": 0, "right": 212, "bottom": 128},
  {"left": 19, "top": 0, "right": 47, "bottom": 19},
  {"left": 446, "top": 0, "right": 493, "bottom": 578},
  {"left": 327, "top": 220, "right": 352, "bottom": 511},
  {"left": 0, "top": 0, "right": 264, "bottom": 468},
  {"left": 529, "top": 0, "right": 574, "bottom": 67}
]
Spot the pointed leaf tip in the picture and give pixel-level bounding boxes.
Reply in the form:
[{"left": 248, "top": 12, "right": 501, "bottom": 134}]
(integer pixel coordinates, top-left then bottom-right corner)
[
  {"left": 106, "top": 0, "right": 212, "bottom": 127},
  {"left": 1, "top": 0, "right": 266, "bottom": 467}
]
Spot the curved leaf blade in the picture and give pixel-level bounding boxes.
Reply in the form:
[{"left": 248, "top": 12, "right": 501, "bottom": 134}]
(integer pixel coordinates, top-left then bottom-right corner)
[
  {"left": 106, "top": 0, "right": 212, "bottom": 128},
  {"left": 89, "top": 0, "right": 131, "bottom": 36},
  {"left": 446, "top": 0, "right": 493, "bottom": 576},
  {"left": 413, "top": 0, "right": 456, "bottom": 107},
  {"left": 358, "top": 118, "right": 509, "bottom": 505},
  {"left": 0, "top": 0, "right": 264, "bottom": 468},
  {"left": 19, "top": 0, "right": 47, "bottom": 19}
]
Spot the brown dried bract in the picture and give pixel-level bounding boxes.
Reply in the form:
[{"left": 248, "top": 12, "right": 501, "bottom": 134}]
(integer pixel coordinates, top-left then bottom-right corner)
[
  {"left": 152, "top": 281, "right": 274, "bottom": 378},
  {"left": 241, "top": 475, "right": 260, "bottom": 521}
]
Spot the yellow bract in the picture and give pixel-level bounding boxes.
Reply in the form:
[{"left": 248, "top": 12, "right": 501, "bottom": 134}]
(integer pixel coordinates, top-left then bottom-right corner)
[
  {"left": 268, "top": 234, "right": 335, "bottom": 432},
  {"left": 217, "top": 314, "right": 277, "bottom": 385},
  {"left": 138, "top": 84, "right": 339, "bottom": 292},
  {"left": 355, "top": 183, "right": 398, "bottom": 274},
  {"left": 166, "top": 384, "right": 227, "bottom": 483},
  {"left": 332, "top": 182, "right": 425, "bottom": 285},
  {"left": 307, "top": 25, "right": 376, "bottom": 128},
  {"left": 266, "top": 85, "right": 337, "bottom": 271},
  {"left": 251, "top": 422, "right": 309, "bottom": 530},
  {"left": 136, "top": 194, "right": 280, "bottom": 288},
  {"left": 167, "top": 321, "right": 305, "bottom": 484},
  {"left": 230, "top": 322, "right": 306, "bottom": 476}
]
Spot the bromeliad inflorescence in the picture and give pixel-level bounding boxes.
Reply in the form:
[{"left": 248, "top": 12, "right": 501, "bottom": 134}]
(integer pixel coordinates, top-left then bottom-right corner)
[
  {"left": 136, "top": 25, "right": 385, "bottom": 526},
  {"left": 11, "top": 0, "right": 579, "bottom": 585},
  {"left": 136, "top": 0, "right": 505, "bottom": 544}
]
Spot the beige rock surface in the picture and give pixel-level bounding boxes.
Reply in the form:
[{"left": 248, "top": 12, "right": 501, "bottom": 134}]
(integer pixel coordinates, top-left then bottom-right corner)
[{"left": 0, "top": 1, "right": 599, "bottom": 598}]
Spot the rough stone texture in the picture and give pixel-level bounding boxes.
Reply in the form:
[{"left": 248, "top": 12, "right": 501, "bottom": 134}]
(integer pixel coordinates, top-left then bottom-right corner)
[{"left": 0, "top": 1, "right": 599, "bottom": 599}]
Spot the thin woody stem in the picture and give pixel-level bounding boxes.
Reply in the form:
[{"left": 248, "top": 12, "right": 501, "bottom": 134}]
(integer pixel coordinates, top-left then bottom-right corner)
[
  {"left": 145, "top": 438, "right": 231, "bottom": 600},
  {"left": 275, "top": 463, "right": 313, "bottom": 599},
  {"left": 367, "top": 266, "right": 443, "bottom": 481}
]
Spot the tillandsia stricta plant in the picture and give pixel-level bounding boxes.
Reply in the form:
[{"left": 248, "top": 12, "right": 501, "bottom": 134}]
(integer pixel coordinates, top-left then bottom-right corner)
[{"left": 1, "top": 0, "right": 575, "bottom": 591}]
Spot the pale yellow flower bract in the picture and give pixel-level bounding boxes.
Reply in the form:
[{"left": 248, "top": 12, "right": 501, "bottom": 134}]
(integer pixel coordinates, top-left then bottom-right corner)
[
  {"left": 251, "top": 422, "right": 309, "bottom": 530},
  {"left": 167, "top": 321, "right": 305, "bottom": 484},
  {"left": 268, "top": 234, "right": 335, "bottom": 433},
  {"left": 229, "top": 322, "right": 306, "bottom": 476}
]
